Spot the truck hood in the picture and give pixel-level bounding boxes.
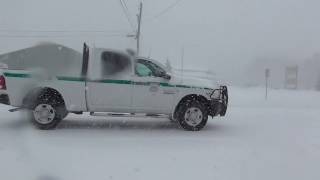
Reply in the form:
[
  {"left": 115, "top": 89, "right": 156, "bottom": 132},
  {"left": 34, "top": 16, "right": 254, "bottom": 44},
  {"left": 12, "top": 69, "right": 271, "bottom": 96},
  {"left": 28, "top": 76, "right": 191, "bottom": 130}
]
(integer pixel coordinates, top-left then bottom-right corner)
[{"left": 171, "top": 74, "right": 219, "bottom": 89}]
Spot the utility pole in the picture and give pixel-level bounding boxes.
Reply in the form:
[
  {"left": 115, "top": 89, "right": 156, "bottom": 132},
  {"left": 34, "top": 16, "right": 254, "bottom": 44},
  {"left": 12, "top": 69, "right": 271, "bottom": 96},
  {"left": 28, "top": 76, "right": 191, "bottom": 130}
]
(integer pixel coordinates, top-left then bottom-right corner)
[
  {"left": 126, "top": 2, "right": 143, "bottom": 55},
  {"left": 136, "top": 2, "right": 143, "bottom": 55}
]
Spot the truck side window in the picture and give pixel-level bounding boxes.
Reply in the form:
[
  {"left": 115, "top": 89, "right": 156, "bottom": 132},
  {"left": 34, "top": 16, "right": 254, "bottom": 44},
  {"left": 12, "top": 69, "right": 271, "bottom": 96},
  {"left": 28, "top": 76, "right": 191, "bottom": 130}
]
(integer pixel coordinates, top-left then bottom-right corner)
[
  {"left": 135, "top": 59, "right": 166, "bottom": 77},
  {"left": 101, "top": 51, "right": 131, "bottom": 77},
  {"left": 136, "top": 62, "right": 153, "bottom": 77}
]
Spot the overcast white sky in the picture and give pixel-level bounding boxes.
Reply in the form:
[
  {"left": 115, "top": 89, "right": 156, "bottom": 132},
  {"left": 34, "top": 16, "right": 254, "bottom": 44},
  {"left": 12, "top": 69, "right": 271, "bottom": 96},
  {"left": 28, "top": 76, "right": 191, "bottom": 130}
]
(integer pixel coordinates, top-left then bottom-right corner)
[{"left": 1, "top": 0, "right": 320, "bottom": 82}]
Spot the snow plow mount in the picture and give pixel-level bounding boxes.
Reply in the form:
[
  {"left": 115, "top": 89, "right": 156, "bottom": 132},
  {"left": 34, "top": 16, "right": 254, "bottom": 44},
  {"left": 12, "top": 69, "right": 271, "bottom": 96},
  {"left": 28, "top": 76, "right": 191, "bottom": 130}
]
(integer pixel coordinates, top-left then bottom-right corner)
[{"left": 209, "top": 86, "right": 228, "bottom": 117}]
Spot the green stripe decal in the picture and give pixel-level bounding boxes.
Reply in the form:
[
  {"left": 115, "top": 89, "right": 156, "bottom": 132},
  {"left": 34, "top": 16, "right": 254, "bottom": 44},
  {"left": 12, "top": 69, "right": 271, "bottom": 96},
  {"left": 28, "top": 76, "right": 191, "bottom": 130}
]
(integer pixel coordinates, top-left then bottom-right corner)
[
  {"left": 4, "top": 72, "right": 30, "bottom": 78},
  {"left": 3, "top": 73, "right": 212, "bottom": 89},
  {"left": 98, "top": 79, "right": 132, "bottom": 85},
  {"left": 176, "top": 84, "right": 191, "bottom": 88},
  {"left": 58, "top": 77, "right": 132, "bottom": 84},
  {"left": 160, "top": 83, "right": 175, "bottom": 87},
  {"left": 57, "top": 76, "right": 85, "bottom": 82},
  {"left": 133, "top": 82, "right": 150, "bottom": 86}
]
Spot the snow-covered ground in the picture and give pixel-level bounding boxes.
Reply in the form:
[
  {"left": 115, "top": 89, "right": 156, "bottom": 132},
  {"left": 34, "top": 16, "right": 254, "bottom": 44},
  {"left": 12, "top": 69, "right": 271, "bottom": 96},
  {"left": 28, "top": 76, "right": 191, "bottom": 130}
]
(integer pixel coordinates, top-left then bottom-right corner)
[{"left": 0, "top": 87, "right": 320, "bottom": 180}]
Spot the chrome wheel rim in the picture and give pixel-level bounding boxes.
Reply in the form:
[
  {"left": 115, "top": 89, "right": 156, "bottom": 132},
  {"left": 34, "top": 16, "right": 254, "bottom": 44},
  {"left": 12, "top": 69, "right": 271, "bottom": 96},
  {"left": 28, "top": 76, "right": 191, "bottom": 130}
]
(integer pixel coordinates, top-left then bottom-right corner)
[
  {"left": 184, "top": 107, "right": 203, "bottom": 127},
  {"left": 33, "top": 104, "right": 55, "bottom": 124}
]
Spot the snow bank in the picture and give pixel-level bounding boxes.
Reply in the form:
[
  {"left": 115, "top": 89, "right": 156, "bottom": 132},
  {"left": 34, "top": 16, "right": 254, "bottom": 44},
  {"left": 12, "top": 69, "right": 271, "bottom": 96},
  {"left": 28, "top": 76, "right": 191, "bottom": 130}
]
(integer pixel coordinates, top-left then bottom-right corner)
[
  {"left": 0, "top": 87, "right": 319, "bottom": 180},
  {"left": 230, "top": 86, "right": 320, "bottom": 109}
]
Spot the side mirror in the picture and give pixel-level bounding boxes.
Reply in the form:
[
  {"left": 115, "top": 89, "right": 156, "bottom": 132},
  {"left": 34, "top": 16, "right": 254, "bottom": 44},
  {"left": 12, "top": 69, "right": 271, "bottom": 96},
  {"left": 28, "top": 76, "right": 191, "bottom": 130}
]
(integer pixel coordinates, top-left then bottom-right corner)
[{"left": 162, "top": 72, "right": 171, "bottom": 80}]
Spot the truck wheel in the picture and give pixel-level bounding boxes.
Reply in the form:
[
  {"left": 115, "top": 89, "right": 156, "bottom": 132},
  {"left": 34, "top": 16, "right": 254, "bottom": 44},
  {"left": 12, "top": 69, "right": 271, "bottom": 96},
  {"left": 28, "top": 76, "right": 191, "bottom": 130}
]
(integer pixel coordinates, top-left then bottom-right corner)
[
  {"left": 31, "top": 97, "right": 67, "bottom": 130},
  {"left": 176, "top": 100, "right": 208, "bottom": 131},
  {"left": 169, "top": 115, "right": 177, "bottom": 123}
]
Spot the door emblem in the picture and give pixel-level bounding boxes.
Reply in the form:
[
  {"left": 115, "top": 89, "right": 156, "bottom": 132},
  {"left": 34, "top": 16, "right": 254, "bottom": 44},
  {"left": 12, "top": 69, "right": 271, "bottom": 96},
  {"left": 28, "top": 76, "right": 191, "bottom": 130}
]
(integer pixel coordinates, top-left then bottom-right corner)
[{"left": 150, "top": 86, "right": 159, "bottom": 92}]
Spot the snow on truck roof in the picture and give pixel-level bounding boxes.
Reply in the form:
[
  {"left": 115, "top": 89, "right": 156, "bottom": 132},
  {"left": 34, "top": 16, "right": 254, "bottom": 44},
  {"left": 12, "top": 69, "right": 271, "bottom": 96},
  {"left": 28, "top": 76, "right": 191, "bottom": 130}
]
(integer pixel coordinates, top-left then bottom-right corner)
[
  {"left": 0, "top": 42, "right": 83, "bottom": 76},
  {"left": 0, "top": 43, "right": 168, "bottom": 77}
]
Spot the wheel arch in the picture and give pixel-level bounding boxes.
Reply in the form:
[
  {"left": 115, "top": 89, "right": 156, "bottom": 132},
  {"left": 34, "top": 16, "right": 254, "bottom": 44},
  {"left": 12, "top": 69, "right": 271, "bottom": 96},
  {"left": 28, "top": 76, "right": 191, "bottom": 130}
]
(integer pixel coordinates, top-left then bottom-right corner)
[
  {"left": 22, "top": 87, "right": 66, "bottom": 109},
  {"left": 172, "top": 94, "right": 209, "bottom": 119}
]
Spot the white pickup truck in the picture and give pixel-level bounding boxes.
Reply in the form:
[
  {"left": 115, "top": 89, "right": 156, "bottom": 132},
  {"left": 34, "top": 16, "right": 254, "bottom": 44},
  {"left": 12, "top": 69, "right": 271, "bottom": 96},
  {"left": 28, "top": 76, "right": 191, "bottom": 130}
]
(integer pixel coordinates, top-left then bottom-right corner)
[{"left": 0, "top": 43, "right": 228, "bottom": 131}]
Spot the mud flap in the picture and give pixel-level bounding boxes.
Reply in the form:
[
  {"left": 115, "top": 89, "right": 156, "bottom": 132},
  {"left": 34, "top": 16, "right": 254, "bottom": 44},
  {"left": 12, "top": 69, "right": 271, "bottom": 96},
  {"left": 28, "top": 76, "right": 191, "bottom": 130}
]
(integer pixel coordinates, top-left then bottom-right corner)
[{"left": 0, "top": 94, "right": 9, "bottom": 105}]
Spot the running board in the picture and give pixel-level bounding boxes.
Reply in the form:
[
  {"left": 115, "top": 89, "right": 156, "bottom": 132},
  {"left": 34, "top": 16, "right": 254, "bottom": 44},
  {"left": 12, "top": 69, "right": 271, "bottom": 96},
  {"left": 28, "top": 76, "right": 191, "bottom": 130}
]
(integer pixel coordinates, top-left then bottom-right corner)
[
  {"left": 90, "top": 112, "right": 169, "bottom": 118},
  {"left": 8, "top": 108, "right": 24, "bottom": 112}
]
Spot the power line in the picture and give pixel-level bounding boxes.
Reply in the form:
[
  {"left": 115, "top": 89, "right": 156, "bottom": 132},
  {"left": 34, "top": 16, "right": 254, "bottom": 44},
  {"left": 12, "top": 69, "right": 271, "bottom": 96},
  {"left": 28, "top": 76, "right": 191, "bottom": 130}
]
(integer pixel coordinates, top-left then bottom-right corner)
[
  {"left": 0, "top": 29, "right": 126, "bottom": 33},
  {"left": 119, "top": 0, "right": 135, "bottom": 30},
  {"left": 122, "top": 0, "right": 130, "bottom": 13},
  {"left": 148, "top": 0, "right": 183, "bottom": 21},
  {"left": 122, "top": 0, "right": 136, "bottom": 29},
  {"left": 0, "top": 29, "right": 127, "bottom": 38},
  {"left": 0, "top": 34, "right": 126, "bottom": 38}
]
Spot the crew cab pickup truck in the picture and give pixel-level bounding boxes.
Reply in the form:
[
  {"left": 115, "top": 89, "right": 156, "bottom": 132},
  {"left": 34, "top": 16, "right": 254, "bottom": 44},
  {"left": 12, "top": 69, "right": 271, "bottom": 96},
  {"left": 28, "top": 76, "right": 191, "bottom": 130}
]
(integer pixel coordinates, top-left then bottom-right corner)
[{"left": 0, "top": 43, "right": 228, "bottom": 131}]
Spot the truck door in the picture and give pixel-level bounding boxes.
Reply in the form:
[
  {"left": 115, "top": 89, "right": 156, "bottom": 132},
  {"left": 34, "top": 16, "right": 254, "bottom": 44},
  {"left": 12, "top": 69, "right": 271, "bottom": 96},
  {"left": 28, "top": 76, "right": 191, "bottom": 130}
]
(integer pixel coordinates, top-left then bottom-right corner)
[
  {"left": 86, "top": 49, "right": 133, "bottom": 112},
  {"left": 132, "top": 59, "right": 175, "bottom": 114}
]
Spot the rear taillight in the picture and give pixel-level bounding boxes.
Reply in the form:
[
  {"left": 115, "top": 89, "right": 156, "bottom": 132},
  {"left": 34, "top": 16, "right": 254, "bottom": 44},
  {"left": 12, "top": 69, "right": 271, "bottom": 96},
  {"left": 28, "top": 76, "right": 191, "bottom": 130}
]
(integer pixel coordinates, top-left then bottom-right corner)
[{"left": 0, "top": 75, "right": 6, "bottom": 90}]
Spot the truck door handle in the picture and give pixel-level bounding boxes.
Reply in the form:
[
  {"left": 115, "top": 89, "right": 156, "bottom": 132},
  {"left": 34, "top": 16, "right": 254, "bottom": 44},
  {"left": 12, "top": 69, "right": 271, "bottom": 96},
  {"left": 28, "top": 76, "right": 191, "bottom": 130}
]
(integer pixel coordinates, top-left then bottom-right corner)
[
  {"left": 150, "top": 82, "right": 160, "bottom": 86},
  {"left": 149, "top": 82, "right": 160, "bottom": 92}
]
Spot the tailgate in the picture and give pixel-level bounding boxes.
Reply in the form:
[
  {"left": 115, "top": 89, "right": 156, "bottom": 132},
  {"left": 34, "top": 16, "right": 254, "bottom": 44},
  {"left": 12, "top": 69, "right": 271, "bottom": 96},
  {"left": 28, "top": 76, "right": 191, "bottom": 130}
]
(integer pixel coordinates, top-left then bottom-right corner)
[{"left": 3, "top": 70, "right": 36, "bottom": 107}]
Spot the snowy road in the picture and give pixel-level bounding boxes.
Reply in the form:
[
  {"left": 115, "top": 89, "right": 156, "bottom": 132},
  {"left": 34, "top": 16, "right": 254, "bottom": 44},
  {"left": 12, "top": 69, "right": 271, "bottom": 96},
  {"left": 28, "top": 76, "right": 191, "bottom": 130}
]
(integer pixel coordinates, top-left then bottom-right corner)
[{"left": 0, "top": 87, "right": 320, "bottom": 180}]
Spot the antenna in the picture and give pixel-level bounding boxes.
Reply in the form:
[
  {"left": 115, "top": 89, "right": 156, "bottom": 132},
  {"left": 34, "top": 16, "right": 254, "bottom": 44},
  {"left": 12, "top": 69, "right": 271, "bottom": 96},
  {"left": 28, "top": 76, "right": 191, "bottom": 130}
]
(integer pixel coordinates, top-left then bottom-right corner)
[
  {"left": 148, "top": 47, "right": 152, "bottom": 58},
  {"left": 181, "top": 47, "right": 184, "bottom": 82}
]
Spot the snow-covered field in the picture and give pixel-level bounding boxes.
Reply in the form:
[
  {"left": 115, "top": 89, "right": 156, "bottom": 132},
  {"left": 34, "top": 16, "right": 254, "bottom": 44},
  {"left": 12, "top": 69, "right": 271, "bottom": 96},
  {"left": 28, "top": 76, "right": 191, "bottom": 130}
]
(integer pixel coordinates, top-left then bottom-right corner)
[{"left": 0, "top": 87, "right": 320, "bottom": 180}]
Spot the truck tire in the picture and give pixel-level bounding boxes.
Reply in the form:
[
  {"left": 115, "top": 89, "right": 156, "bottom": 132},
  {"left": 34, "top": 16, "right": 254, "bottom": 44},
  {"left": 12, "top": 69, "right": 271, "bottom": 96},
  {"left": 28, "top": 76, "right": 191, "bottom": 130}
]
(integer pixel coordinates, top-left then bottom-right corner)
[
  {"left": 169, "top": 115, "right": 177, "bottom": 123},
  {"left": 176, "top": 100, "right": 208, "bottom": 131},
  {"left": 30, "top": 94, "right": 67, "bottom": 130}
]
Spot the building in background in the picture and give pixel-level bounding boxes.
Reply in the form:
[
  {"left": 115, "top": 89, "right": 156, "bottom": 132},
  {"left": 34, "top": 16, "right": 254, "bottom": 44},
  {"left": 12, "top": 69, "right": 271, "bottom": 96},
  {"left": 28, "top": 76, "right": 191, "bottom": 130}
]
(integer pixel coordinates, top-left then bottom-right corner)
[
  {"left": 246, "top": 53, "right": 320, "bottom": 90},
  {"left": 300, "top": 53, "right": 320, "bottom": 90},
  {"left": 284, "top": 66, "right": 299, "bottom": 89}
]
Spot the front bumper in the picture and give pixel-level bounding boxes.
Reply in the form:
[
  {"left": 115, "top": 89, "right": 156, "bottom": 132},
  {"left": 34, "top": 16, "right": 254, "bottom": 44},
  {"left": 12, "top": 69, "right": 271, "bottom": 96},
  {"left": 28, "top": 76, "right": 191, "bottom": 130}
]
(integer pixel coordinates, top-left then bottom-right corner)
[{"left": 208, "top": 86, "right": 228, "bottom": 117}]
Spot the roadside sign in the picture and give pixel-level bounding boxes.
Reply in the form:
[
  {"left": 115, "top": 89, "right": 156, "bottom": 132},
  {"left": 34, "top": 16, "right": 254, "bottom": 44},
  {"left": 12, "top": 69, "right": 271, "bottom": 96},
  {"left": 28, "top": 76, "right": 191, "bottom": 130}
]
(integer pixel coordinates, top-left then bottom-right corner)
[
  {"left": 265, "top": 68, "right": 270, "bottom": 100},
  {"left": 265, "top": 69, "right": 270, "bottom": 78}
]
